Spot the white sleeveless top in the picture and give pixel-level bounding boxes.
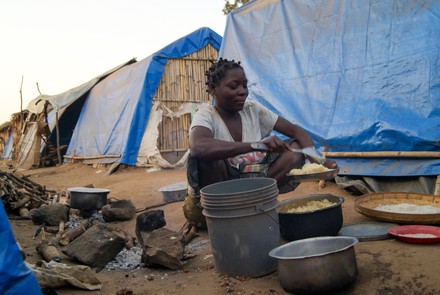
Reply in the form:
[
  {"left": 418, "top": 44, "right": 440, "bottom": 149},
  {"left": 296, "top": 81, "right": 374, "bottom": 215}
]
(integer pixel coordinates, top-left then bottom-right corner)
[
  {"left": 190, "top": 100, "right": 278, "bottom": 167},
  {"left": 190, "top": 100, "right": 278, "bottom": 142}
]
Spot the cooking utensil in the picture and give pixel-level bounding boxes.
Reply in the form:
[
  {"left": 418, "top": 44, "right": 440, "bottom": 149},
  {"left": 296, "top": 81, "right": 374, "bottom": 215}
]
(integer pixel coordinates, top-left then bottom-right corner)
[
  {"left": 253, "top": 142, "right": 325, "bottom": 163},
  {"left": 68, "top": 187, "right": 110, "bottom": 210},
  {"left": 338, "top": 221, "right": 398, "bottom": 241},
  {"left": 388, "top": 225, "right": 440, "bottom": 244},
  {"left": 269, "top": 236, "right": 359, "bottom": 294},
  {"left": 285, "top": 168, "right": 339, "bottom": 182},
  {"left": 277, "top": 194, "right": 344, "bottom": 241}
]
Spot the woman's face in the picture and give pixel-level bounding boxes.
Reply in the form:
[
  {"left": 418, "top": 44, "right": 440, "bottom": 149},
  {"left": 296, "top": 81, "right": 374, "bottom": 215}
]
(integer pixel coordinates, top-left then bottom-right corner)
[{"left": 213, "top": 68, "right": 248, "bottom": 113}]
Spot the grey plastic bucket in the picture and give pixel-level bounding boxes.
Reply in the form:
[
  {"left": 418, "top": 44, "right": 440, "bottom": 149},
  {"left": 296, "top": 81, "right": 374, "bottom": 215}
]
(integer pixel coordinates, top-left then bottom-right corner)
[{"left": 200, "top": 177, "right": 280, "bottom": 277}]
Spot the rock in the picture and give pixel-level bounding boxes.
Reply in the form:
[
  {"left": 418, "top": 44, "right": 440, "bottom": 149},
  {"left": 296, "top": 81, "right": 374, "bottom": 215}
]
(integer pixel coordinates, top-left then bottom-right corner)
[
  {"left": 62, "top": 223, "right": 126, "bottom": 267},
  {"left": 135, "top": 210, "right": 166, "bottom": 247},
  {"left": 101, "top": 199, "right": 135, "bottom": 222},
  {"left": 29, "top": 203, "right": 69, "bottom": 226},
  {"left": 141, "top": 227, "right": 185, "bottom": 270}
]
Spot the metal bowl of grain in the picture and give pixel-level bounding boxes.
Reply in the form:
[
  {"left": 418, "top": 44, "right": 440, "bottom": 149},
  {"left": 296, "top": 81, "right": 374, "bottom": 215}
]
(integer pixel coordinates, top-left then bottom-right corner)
[{"left": 278, "top": 194, "right": 344, "bottom": 241}]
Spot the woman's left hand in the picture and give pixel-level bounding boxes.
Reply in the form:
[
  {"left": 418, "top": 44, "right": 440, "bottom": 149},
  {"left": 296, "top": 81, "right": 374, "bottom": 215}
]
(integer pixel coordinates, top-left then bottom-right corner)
[{"left": 323, "top": 158, "right": 338, "bottom": 169}]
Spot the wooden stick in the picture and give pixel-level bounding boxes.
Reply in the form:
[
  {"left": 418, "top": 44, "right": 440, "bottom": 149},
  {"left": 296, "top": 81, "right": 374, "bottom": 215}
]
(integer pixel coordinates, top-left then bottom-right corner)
[
  {"left": 323, "top": 151, "right": 440, "bottom": 158},
  {"left": 135, "top": 201, "right": 169, "bottom": 213},
  {"left": 36, "top": 239, "right": 62, "bottom": 262},
  {"left": 63, "top": 154, "right": 121, "bottom": 160},
  {"left": 55, "top": 111, "right": 62, "bottom": 165},
  {"left": 9, "top": 195, "right": 31, "bottom": 209},
  {"left": 434, "top": 175, "right": 440, "bottom": 196},
  {"left": 20, "top": 76, "right": 24, "bottom": 127},
  {"left": 59, "top": 219, "right": 90, "bottom": 246}
]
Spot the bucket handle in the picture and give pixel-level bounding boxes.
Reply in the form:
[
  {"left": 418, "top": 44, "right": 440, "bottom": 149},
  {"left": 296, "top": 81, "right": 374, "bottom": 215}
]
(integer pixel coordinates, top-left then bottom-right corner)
[{"left": 256, "top": 204, "right": 287, "bottom": 236}]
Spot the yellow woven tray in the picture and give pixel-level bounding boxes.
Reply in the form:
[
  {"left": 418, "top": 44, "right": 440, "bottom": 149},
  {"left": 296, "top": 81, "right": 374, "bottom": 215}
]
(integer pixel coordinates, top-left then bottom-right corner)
[{"left": 354, "top": 192, "right": 440, "bottom": 225}]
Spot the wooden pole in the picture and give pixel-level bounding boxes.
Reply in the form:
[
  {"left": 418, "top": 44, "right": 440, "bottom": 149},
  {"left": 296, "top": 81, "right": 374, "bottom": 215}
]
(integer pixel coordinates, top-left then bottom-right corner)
[
  {"left": 55, "top": 111, "right": 62, "bottom": 165},
  {"left": 323, "top": 151, "right": 440, "bottom": 158},
  {"left": 434, "top": 175, "right": 440, "bottom": 196},
  {"left": 63, "top": 154, "right": 121, "bottom": 160},
  {"left": 19, "top": 76, "right": 24, "bottom": 126}
]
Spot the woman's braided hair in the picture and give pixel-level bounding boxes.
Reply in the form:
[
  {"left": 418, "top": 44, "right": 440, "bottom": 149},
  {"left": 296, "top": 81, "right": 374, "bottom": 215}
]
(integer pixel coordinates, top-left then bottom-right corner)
[{"left": 205, "top": 58, "right": 243, "bottom": 95}]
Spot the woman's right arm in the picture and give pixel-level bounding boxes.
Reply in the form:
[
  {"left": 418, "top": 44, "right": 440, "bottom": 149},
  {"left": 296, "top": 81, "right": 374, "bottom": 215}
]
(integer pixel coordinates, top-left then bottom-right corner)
[{"left": 189, "top": 126, "right": 253, "bottom": 161}]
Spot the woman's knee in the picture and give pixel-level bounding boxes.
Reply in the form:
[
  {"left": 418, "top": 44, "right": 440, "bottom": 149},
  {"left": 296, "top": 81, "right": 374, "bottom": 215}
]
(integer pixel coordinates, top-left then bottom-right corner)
[{"left": 197, "top": 159, "right": 229, "bottom": 188}]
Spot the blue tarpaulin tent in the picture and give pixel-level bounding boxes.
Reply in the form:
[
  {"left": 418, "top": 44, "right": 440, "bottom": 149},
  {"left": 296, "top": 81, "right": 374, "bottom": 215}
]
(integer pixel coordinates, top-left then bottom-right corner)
[
  {"left": 220, "top": 0, "right": 440, "bottom": 177},
  {"left": 65, "top": 27, "right": 222, "bottom": 167},
  {"left": 14, "top": 59, "right": 136, "bottom": 169}
]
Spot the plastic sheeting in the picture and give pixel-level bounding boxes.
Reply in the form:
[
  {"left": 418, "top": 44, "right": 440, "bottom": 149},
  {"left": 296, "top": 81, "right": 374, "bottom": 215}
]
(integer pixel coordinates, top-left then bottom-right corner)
[
  {"left": 0, "top": 202, "right": 42, "bottom": 294},
  {"left": 1, "top": 131, "right": 13, "bottom": 159},
  {"left": 220, "top": 0, "right": 440, "bottom": 176},
  {"left": 66, "top": 27, "right": 222, "bottom": 166},
  {"left": 26, "top": 59, "right": 136, "bottom": 114}
]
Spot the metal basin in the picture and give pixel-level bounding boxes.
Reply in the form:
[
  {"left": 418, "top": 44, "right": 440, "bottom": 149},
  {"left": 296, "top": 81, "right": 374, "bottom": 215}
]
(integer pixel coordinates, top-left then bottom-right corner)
[
  {"left": 269, "top": 236, "right": 359, "bottom": 294},
  {"left": 278, "top": 194, "right": 344, "bottom": 241},
  {"left": 68, "top": 187, "right": 110, "bottom": 210}
]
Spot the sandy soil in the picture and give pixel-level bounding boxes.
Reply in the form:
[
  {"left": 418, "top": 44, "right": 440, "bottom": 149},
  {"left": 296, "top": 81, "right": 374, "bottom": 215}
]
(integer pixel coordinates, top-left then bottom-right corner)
[{"left": 4, "top": 162, "right": 440, "bottom": 295}]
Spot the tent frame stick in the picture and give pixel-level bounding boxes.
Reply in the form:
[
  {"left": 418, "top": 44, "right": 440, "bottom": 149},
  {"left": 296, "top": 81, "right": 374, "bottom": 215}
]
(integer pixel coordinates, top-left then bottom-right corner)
[
  {"left": 55, "top": 111, "right": 62, "bottom": 165},
  {"left": 323, "top": 151, "right": 440, "bottom": 158},
  {"left": 435, "top": 176, "right": 440, "bottom": 196},
  {"left": 64, "top": 155, "right": 121, "bottom": 160}
]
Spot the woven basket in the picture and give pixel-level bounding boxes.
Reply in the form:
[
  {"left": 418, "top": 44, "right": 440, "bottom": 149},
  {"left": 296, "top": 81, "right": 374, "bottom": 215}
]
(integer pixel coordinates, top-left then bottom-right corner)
[{"left": 355, "top": 192, "right": 440, "bottom": 225}]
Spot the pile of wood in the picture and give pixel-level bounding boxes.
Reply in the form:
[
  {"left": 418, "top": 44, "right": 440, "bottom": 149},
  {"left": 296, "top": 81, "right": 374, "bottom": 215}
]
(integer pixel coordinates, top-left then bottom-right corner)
[{"left": 0, "top": 170, "right": 58, "bottom": 216}]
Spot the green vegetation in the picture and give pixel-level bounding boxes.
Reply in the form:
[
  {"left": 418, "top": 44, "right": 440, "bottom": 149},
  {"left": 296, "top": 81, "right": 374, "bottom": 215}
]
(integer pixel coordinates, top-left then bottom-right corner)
[{"left": 223, "top": 0, "right": 250, "bottom": 15}]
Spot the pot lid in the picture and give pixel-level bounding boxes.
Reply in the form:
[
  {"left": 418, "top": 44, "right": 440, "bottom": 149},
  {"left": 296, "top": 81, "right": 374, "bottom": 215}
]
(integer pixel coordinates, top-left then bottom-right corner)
[
  {"left": 338, "top": 221, "right": 399, "bottom": 241},
  {"left": 68, "top": 187, "right": 110, "bottom": 193}
]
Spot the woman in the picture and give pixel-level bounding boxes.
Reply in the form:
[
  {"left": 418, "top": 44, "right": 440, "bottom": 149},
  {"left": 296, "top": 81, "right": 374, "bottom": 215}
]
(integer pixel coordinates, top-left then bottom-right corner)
[{"left": 182, "top": 58, "right": 337, "bottom": 229}]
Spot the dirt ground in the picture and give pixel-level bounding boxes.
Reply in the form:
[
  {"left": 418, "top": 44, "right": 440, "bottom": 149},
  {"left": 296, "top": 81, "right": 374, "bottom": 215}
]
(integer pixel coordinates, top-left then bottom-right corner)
[{"left": 4, "top": 162, "right": 440, "bottom": 295}]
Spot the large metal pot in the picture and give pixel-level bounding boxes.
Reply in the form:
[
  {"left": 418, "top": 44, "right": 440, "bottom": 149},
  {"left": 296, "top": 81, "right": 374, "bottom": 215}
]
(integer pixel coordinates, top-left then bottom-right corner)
[
  {"left": 68, "top": 187, "right": 110, "bottom": 210},
  {"left": 269, "top": 236, "right": 359, "bottom": 294},
  {"left": 278, "top": 194, "right": 344, "bottom": 241}
]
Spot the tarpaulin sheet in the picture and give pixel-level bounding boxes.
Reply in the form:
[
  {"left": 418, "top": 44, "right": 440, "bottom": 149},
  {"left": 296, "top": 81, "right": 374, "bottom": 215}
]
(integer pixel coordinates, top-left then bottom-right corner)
[
  {"left": 66, "top": 27, "right": 222, "bottom": 165},
  {"left": 27, "top": 60, "right": 136, "bottom": 114},
  {"left": 220, "top": 0, "right": 440, "bottom": 176},
  {"left": 1, "top": 131, "right": 13, "bottom": 159},
  {"left": 0, "top": 202, "right": 42, "bottom": 294}
]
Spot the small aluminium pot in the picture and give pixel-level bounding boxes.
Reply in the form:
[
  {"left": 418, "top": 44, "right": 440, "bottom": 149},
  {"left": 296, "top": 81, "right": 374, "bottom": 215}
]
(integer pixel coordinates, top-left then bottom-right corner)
[
  {"left": 278, "top": 194, "right": 344, "bottom": 241},
  {"left": 68, "top": 187, "right": 110, "bottom": 210},
  {"left": 269, "top": 236, "right": 359, "bottom": 294}
]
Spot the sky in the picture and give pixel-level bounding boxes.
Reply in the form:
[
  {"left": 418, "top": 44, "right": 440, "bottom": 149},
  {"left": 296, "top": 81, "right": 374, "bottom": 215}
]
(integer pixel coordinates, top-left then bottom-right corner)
[{"left": 0, "top": 0, "right": 228, "bottom": 124}]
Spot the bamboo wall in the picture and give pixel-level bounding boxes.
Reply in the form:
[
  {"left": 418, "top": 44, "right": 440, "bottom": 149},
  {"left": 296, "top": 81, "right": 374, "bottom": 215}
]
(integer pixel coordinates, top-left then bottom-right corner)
[{"left": 154, "top": 44, "right": 218, "bottom": 163}]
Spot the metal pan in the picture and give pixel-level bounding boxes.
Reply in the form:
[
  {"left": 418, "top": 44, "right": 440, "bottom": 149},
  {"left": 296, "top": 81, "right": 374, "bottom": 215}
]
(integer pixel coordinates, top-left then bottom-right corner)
[{"left": 285, "top": 168, "right": 339, "bottom": 182}]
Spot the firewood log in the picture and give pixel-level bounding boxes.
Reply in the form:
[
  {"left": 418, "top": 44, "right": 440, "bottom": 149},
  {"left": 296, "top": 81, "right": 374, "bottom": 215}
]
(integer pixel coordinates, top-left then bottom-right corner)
[
  {"left": 36, "top": 239, "right": 61, "bottom": 262},
  {"left": 9, "top": 195, "right": 31, "bottom": 209},
  {"left": 18, "top": 207, "right": 29, "bottom": 218},
  {"left": 59, "top": 219, "right": 90, "bottom": 246}
]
